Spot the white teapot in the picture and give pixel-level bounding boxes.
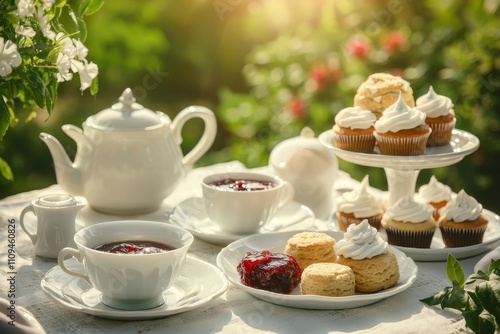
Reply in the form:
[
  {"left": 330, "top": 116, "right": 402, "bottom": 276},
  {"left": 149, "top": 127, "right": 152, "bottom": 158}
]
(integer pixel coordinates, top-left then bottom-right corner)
[
  {"left": 269, "top": 127, "right": 338, "bottom": 219},
  {"left": 40, "top": 88, "right": 217, "bottom": 214}
]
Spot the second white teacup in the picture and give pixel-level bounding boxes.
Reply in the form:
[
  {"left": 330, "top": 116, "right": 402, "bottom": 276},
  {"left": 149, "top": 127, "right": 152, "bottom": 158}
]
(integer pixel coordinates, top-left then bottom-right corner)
[
  {"left": 201, "top": 172, "right": 295, "bottom": 234},
  {"left": 58, "top": 220, "right": 193, "bottom": 310}
]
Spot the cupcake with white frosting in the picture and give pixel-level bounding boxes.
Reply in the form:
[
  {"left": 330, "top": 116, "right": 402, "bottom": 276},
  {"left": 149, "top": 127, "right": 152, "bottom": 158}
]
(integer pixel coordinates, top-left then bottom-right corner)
[
  {"left": 417, "top": 175, "right": 453, "bottom": 221},
  {"left": 332, "top": 106, "right": 377, "bottom": 153},
  {"left": 382, "top": 195, "right": 436, "bottom": 248},
  {"left": 416, "top": 86, "right": 456, "bottom": 146},
  {"left": 335, "top": 175, "right": 384, "bottom": 231},
  {"left": 335, "top": 220, "right": 400, "bottom": 293},
  {"left": 373, "top": 93, "right": 431, "bottom": 155},
  {"left": 438, "top": 189, "right": 489, "bottom": 247}
]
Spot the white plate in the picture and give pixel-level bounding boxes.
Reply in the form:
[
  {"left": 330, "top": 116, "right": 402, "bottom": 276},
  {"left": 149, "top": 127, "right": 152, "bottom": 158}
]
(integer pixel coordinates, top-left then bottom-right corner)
[
  {"left": 329, "top": 209, "right": 500, "bottom": 262},
  {"left": 216, "top": 231, "right": 418, "bottom": 310},
  {"left": 318, "top": 129, "right": 480, "bottom": 170},
  {"left": 41, "top": 256, "right": 228, "bottom": 320},
  {"left": 169, "top": 197, "right": 316, "bottom": 246}
]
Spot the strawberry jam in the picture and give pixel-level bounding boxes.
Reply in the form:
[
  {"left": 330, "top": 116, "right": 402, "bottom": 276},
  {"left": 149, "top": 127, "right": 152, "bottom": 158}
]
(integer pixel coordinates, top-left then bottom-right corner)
[{"left": 237, "top": 250, "right": 302, "bottom": 294}]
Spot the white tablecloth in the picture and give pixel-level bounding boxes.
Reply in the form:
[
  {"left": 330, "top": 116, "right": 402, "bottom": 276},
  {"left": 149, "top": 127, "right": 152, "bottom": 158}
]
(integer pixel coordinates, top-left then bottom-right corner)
[{"left": 0, "top": 161, "right": 487, "bottom": 334}]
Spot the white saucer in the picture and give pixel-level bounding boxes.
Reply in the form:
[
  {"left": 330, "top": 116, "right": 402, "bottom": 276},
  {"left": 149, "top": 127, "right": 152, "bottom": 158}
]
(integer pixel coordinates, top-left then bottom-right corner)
[
  {"left": 216, "top": 230, "right": 418, "bottom": 310},
  {"left": 169, "top": 197, "right": 316, "bottom": 246},
  {"left": 329, "top": 209, "right": 500, "bottom": 262},
  {"left": 41, "top": 256, "right": 228, "bottom": 320}
]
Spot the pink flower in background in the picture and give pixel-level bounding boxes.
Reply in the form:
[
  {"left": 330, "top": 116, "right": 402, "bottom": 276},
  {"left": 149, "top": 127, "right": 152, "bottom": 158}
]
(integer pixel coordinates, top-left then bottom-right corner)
[
  {"left": 308, "top": 62, "right": 343, "bottom": 91},
  {"left": 285, "top": 97, "right": 307, "bottom": 118},
  {"left": 383, "top": 31, "right": 407, "bottom": 53},
  {"left": 346, "top": 38, "right": 371, "bottom": 59}
]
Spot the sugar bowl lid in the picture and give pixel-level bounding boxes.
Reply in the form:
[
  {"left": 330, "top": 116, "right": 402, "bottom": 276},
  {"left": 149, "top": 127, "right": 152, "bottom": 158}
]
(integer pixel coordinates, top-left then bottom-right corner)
[{"left": 87, "top": 88, "right": 163, "bottom": 129}]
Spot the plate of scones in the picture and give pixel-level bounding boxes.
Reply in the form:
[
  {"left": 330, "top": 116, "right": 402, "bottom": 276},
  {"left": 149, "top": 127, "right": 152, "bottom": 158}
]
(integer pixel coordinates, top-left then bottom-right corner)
[{"left": 216, "top": 222, "right": 418, "bottom": 310}]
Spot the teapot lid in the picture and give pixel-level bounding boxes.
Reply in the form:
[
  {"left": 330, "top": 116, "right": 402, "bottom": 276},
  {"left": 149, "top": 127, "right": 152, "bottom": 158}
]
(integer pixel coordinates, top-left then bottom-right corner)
[
  {"left": 89, "top": 88, "right": 163, "bottom": 129},
  {"left": 269, "top": 127, "right": 336, "bottom": 169}
]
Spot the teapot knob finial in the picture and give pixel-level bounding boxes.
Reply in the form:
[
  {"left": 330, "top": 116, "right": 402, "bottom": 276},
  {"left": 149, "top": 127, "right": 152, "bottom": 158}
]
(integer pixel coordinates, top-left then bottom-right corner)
[
  {"left": 300, "top": 127, "right": 315, "bottom": 138},
  {"left": 120, "top": 88, "right": 136, "bottom": 107}
]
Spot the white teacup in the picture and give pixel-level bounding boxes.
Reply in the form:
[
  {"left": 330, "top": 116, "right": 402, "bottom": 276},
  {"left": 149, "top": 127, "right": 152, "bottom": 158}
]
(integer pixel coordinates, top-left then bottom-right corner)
[
  {"left": 58, "top": 220, "right": 193, "bottom": 310},
  {"left": 201, "top": 172, "right": 295, "bottom": 234},
  {"left": 19, "top": 194, "right": 85, "bottom": 259}
]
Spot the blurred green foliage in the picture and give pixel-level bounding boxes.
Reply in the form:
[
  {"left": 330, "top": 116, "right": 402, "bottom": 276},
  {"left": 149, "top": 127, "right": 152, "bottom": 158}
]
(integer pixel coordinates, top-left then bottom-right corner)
[{"left": 1, "top": 0, "right": 499, "bottom": 213}]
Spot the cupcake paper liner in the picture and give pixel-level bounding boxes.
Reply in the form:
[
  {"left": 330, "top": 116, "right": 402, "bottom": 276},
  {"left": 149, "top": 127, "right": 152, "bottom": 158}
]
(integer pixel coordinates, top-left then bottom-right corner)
[
  {"left": 384, "top": 226, "right": 435, "bottom": 248},
  {"left": 426, "top": 118, "right": 456, "bottom": 146},
  {"left": 373, "top": 130, "right": 431, "bottom": 156},
  {"left": 333, "top": 133, "right": 376, "bottom": 153},
  {"left": 439, "top": 225, "right": 487, "bottom": 247},
  {"left": 336, "top": 212, "right": 382, "bottom": 231}
]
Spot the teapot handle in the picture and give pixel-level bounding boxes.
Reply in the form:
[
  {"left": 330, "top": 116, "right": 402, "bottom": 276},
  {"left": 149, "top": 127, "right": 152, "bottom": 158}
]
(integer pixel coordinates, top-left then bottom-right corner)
[{"left": 171, "top": 106, "right": 217, "bottom": 167}]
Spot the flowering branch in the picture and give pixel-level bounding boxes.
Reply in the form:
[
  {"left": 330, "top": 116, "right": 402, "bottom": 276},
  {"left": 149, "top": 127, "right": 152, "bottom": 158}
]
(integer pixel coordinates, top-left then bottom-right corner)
[{"left": 0, "top": 0, "right": 103, "bottom": 180}]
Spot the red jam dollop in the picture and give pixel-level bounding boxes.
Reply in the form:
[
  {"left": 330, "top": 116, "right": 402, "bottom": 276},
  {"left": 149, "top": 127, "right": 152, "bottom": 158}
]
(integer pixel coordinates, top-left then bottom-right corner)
[{"left": 237, "top": 250, "right": 302, "bottom": 294}]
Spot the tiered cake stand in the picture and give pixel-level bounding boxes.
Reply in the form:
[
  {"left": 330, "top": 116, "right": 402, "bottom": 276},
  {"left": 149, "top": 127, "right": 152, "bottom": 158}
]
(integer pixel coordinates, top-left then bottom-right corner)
[
  {"left": 318, "top": 128, "right": 500, "bottom": 261},
  {"left": 318, "top": 129, "right": 480, "bottom": 207}
]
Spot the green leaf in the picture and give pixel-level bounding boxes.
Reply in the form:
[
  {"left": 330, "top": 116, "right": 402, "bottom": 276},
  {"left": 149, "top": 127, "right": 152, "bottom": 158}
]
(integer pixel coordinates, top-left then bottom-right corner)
[
  {"left": 447, "top": 253, "right": 465, "bottom": 288},
  {"left": 463, "top": 310, "right": 497, "bottom": 334},
  {"left": 76, "top": 17, "right": 87, "bottom": 42},
  {"left": 489, "top": 259, "right": 500, "bottom": 274},
  {"left": 90, "top": 76, "right": 99, "bottom": 96},
  {"left": 0, "top": 157, "right": 14, "bottom": 181},
  {"left": 0, "top": 96, "right": 11, "bottom": 140},
  {"left": 442, "top": 287, "right": 470, "bottom": 311},
  {"left": 475, "top": 281, "right": 500, "bottom": 325},
  {"left": 79, "top": 0, "right": 105, "bottom": 17},
  {"left": 420, "top": 286, "right": 452, "bottom": 306}
]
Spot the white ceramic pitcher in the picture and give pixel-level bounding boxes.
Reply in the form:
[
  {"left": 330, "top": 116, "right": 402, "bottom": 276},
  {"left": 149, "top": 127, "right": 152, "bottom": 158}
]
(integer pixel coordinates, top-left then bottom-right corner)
[{"left": 19, "top": 194, "right": 85, "bottom": 259}]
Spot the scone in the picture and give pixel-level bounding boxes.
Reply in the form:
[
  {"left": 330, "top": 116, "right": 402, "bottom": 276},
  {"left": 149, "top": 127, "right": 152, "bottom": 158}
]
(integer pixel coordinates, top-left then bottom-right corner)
[
  {"left": 334, "top": 220, "right": 400, "bottom": 293},
  {"left": 373, "top": 93, "right": 431, "bottom": 156},
  {"left": 284, "top": 232, "right": 336, "bottom": 269},
  {"left": 354, "top": 72, "right": 415, "bottom": 119},
  {"left": 415, "top": 86, "right": 456, "bottom": 146},
  {"left": 332, "top": 106, "right": 377, "bottom": 153},
  {"left": 438, "top": 189, "right": 489, "bottom": 247},
  {"left": 335, "top": 175, "right": 384, "bottom": 231},
  {"left": 300, "top": 263, "right": 355, "bottom": 297}
]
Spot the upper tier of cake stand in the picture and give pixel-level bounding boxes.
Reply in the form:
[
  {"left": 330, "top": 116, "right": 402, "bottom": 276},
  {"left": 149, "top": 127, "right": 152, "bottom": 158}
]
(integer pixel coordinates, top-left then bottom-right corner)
[{"left": 318, "top": 129, "right": 479, "bottom": 171}]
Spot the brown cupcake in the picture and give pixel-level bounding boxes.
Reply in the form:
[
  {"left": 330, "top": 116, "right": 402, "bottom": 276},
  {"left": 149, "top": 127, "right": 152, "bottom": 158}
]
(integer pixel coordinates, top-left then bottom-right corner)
[
  {"left": 373, "top": 124, "right": 431, "bottom": 156},
  {"left": 438, "top": 190, "right": 489, "bottom": 247},
  {"left": 332, "top": 106, "right": 377, "bottom": 153}
]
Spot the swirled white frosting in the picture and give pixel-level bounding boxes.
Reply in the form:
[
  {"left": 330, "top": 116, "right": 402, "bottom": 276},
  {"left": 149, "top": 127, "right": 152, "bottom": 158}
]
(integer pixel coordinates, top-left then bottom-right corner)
[
  {"left": 334, "top": 106, "right": 376, "bottom": 130},
  {"left": 385, "top": 195, "right": 433, "bottom": 223},
  {"left": 336, "top": 175, "right": 381, "bottom": 217},
  {"left": 417, "top": 175, "right": 452, "bottom": 203},
  {"left": 442, "top": 189, "right": 482, "bottom": 222},
  {"left": 374, "top": 93, "right": 426, "bottom": 133},
  {"left": 334, "top": 219, "right": 388, "bottom": 259},
  {"left": 416, "top": 86, "right": 454, "bottom": 118}
]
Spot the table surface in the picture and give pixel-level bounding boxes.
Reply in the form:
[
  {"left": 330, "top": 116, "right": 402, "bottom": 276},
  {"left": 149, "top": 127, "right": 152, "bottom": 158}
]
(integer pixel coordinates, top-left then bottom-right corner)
[{"left": 0, "top": 161, "right": 494, "bottom": 334}]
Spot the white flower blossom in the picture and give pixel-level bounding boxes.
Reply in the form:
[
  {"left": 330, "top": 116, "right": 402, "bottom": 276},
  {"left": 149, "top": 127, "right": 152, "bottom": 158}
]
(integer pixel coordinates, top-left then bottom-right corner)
[
  {"left": 35, "top": 7, "right": 56, "bottom": 40},
  {"left": 16, "top": 0, "right": 35, "bottom": 19},
  {"left": 15, "top": 24, "right": 36, "bottom": 38},
  {"left": 0, "top": 38, "right": 22, "bottom": 77},
  {"left": 43, "top": 0, "right": 55, "bottom": 10},
  {"left": 56, "top": 53, "right": 73, "bottom": 82},
  {"left": 76, "top": 61, "right": 98, "bottom": 91}
]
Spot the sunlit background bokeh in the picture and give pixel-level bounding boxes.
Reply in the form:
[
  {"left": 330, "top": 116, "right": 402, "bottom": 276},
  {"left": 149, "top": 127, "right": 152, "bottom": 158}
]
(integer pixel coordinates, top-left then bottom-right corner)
[{"left": 1, "top": 0, "right": 499, "bottom": 212}]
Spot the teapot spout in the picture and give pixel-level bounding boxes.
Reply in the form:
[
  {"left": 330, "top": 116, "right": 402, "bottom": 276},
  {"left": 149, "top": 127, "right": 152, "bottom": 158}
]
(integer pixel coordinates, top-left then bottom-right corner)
[{"left": 39, "top": 132, "right": 83, "bottom": 196}]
